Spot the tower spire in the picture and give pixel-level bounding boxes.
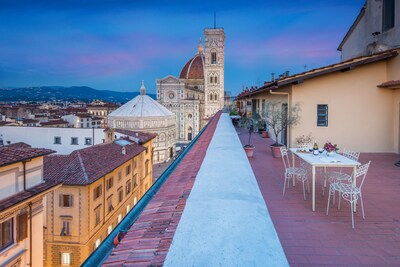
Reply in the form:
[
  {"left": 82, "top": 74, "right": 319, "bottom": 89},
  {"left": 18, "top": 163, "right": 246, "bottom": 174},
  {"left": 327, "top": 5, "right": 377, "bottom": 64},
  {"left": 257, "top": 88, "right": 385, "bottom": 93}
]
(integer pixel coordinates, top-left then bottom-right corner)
[
  {"left": 140, "top": 80, "right": 146, "bottom": 95},
  {"left": 197, "top": 37, "right": 204, "bottom": 54}
]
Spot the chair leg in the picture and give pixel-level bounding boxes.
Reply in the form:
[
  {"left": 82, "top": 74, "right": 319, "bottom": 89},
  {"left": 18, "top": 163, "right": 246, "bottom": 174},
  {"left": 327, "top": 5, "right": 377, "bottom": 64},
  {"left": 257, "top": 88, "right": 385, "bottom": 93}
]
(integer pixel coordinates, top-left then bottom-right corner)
[
  {"left": 350, "top": 193, "right": 355, "bottom": 229},
  {"left": 338, "top": 192, "right": 341, "bottom": 210},
  {"left": 283, "top": 177, "right": 287, "bottom": 196},
  {"left": 326, "top": 186, "right": 332, "bottom": 215},
  {"left": 302, "top": 179, "right": 306, "bottom": 201},
  {"left": 360, "top": 192, "right": 365, "bottom": 219}
]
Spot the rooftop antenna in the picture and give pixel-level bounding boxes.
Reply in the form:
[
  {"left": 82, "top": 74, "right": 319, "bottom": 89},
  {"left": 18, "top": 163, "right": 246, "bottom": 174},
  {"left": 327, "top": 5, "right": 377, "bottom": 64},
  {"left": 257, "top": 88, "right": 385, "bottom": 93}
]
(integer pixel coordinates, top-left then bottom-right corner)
[{"left": 214, "top": 12, "right": 216, "bottom": 29}]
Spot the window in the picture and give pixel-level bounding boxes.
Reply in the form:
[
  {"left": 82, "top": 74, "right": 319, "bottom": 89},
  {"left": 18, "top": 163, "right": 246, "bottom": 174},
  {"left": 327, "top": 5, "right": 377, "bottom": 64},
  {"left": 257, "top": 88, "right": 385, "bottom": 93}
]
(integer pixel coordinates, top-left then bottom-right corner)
[
  {"left": 86, "top": 123, "right": 89, "bottom": 127},
  {"left": 215, "top": 77, "right": 218, "bottom": 84},
  {"left": 93, "top": 185, "right": 102, "bottom": 200},
  {"left": 106, "top": 177, "right": 114, "bottom": 190},
  {"left": 210, "top": 76, "right": 213, "bottom": 84},
  {"left": 60, "top": 194, "right": 73, "bottom": 207},
  {"left": 117, "top": 214, "right": 122, "bottom": 223},
  {"left": 317, "top": 104, "right": 328, "bottom": 126},
  {"left": 95, "top": 238, "right": 101, "bottom": 248},
  {"left": 0, "top": 218, "right": 13, "bottom": 251},
  {"left": 134, "top": 197, "right": 137, "bottom": 205},
  {"left": 126, "top": 165, "right": 131, "bottom": 176},
  {"left": 95, "top": 206, "right": 101, "bottom": 226},
  {"left": 16, "top": 213, "right": 27, "bottom": 242},
  {"left": 126, "top": 180, "right": 132, "bottom": 195},
  {"left": 133, "top": 174, "right": 138, "bottom": 188},
  {"left": 126, "top": 204, "right": 131, "bottom": 214},
  {"left": 54, "top": 136, "right": 61, "bottom": 144},
  {"left": 382, "top": 0, "right": 395, "bottom": 32},
  {"left": 107, "top": 225, "right": 113, "bottom": 235},
  {"left": 118, "top": 171, "right": 122, "bottom": 181},
  {"left": 85, "top": 138, "right": 92, "bottom": 145},
  {"left": 61, "top": 253, "right": 71, "bottom": 266},
  {"left": 211, "top": 52, "right": 217, "bottom": 64},
  {"left": 60, "top": 221, "right": 70, "bottom": 236},
  {"left": 71, "top": 137, "right": 78, "bottom": 145},
  {"left": 80, "top": 124, "right": 84, "bottom": 128},
  {"left": 107, "top": 196, "right": 114, "bottom": 214},
  {"left": 118, "top": 187, "right": 123, "bottom": 203},
  {"left": 215, "top": 94, "right": 218, "bottom": 101},
  {"left": 145, "top": 160, "right": 149, "bottom": 176}
]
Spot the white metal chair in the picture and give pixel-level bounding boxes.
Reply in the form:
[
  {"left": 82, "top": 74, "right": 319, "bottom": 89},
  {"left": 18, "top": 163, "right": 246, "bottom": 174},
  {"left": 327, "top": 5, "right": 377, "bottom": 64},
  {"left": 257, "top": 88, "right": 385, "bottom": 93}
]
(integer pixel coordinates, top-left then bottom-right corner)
[
  {"left": 326, "top": 161, "right": 371, "bottom": 228},
  {"left": 322, "top": 149, "right": 360, "bottom": 196},
  {"left": 280, "top": 147, "right": 309, "bottom": 200}
]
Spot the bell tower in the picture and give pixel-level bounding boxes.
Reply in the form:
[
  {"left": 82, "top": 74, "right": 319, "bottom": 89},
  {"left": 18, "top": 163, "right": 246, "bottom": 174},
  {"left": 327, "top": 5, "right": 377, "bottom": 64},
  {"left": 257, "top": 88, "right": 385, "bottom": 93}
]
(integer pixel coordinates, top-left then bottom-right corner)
[{"left": 204, "top": 26, "right": 225, "bottom": 119}]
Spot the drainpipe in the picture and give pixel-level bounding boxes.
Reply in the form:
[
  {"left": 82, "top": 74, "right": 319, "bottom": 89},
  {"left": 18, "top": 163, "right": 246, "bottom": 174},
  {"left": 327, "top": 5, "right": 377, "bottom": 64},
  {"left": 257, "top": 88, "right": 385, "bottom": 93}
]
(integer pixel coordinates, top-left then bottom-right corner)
[
  {"left": 269, "top": 90, "right": 291, "bottom": 148},
  {"left": 29, "top": 202, "right": 32, "bottom": 266}
]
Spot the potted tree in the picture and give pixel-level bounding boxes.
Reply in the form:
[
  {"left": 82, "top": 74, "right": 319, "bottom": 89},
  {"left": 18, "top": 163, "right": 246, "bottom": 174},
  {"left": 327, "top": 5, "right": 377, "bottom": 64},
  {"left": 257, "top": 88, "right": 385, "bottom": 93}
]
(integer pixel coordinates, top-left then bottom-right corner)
[
  {"left": 266, "top": 101, "right": 301, "bottom": 158},
  {"left": 241, "top": 117, "right": 255, "bottom": 157}
]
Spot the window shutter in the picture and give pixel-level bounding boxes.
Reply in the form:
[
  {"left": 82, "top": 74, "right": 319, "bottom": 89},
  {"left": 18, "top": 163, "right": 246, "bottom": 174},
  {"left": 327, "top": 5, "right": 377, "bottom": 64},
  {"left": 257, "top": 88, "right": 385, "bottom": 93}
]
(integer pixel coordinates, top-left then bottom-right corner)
[{"left": 16, "top": 212, "right": 28, "bottom": 242}]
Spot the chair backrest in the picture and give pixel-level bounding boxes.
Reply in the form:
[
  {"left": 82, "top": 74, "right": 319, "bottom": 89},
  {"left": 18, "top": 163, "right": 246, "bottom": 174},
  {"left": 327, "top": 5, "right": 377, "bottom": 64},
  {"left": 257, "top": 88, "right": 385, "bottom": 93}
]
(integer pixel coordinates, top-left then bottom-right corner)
[
  {"left": 343, "top": 148, "right": 360, "bottom": 161},
  {"left": 280, "top": 146, "right": 291, "bottom": 170},
  {"left": 354, "top": 161, "right": 371, "bottom": 189}
]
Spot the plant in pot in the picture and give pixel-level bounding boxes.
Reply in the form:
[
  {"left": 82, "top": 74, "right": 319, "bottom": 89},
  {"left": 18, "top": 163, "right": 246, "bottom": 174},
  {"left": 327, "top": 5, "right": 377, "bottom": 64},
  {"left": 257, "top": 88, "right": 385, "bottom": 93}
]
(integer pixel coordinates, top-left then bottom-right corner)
[
  {"left": 266, "top": 101, "right": 301, "bottom": 158},
  {"left": 242, "top": 117, "right": 255, "bottom": 157}
]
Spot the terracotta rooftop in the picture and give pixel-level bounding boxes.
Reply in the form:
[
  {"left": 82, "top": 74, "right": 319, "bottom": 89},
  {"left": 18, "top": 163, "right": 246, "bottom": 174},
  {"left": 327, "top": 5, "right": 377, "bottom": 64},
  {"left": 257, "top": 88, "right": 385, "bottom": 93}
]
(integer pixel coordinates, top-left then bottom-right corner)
[
  {"left": 40, "top": 120, "right": 69, "bottom": 126},
  {"left": 0, "top": 142, "right": 55, "bottom": 167},
  {"left": 179, "top": 54, "right": 205, "bottom": 80},
  {"left": 114, "top": 129, "right": 157, "bottom": 145},
  {"left": 44, "top": 140, "right": 145, "bottom": 185},
  {"left": 377, "top": 80, "right": 400, "bottom": 88},
  {"left": 0, "top": 179, "right": 61, "bottom": 212}
]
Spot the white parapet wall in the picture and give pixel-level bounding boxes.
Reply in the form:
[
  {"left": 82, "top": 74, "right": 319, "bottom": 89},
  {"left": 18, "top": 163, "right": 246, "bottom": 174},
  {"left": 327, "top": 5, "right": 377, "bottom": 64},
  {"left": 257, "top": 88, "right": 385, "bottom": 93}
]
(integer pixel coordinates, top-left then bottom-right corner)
[{"left": 164, "top": 113, "right": 289, "bottom": 266}]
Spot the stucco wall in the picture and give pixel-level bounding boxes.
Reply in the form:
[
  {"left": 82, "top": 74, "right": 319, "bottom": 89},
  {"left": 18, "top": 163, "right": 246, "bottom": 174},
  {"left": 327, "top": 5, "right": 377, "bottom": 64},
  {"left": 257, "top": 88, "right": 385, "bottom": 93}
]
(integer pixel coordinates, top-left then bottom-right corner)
[{"left": 290, "top": 60, "right": 396, "bottom": 153}]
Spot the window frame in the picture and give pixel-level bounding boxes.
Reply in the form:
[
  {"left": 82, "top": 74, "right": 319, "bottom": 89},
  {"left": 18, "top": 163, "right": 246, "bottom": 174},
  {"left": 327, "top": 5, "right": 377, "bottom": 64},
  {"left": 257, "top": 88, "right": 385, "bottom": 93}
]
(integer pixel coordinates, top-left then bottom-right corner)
[
  {"left": 61, "top": 252, "right": 71, "bottom": 266},
  {"left": 382, "top": 0, "right": 395, "bottom": 32},
  {"left": 126, "top": 179, "right": 132, "bottom": 195},
  {"left": 106, "top": 177, "right": 114, "bottom": 191},
  {"left": 93, "top": 185, "right": 102, "bottom": 200},
  {"left": 60, "top": 194, "right": 73, "bottom": 208},
  {"left": 317, "top": 104, "right": 329, "bottom": 127},
  {"left": 85, "top": 137, "right": 92, "bottom": 146},
  {"left": 0, "top": 218, "right": 14, "bottom": 251},
  {"left": 71, "top": 137, "right": 79, "bottom": 145},
  {"left": 54, "top": 136, "right": 62, "bottom": 145}
]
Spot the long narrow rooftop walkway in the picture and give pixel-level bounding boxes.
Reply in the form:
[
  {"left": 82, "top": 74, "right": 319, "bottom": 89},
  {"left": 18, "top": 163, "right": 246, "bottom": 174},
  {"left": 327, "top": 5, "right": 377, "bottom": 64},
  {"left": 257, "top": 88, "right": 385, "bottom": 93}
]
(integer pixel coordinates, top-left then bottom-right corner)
[
  {"left": 237, "top": 127, "right": 400, "bottom": 266},
  {"left": 103, "top": 113, "right": 288, "bottom": 266}
]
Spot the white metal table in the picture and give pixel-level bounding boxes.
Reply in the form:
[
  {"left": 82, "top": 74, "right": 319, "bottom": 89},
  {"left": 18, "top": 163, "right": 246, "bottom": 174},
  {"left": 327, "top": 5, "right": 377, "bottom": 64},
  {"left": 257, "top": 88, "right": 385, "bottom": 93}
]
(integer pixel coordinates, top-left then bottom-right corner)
[{"left": 290, "top": 148, "right": 361, "bottom": 211}]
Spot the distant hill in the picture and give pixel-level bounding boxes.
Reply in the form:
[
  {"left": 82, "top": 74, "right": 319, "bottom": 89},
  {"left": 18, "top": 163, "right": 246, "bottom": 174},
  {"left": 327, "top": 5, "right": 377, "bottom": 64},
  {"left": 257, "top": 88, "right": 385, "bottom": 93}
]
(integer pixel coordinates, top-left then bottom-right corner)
[{"left": 0, "top": 86, "right": 156, "bottom": 103}]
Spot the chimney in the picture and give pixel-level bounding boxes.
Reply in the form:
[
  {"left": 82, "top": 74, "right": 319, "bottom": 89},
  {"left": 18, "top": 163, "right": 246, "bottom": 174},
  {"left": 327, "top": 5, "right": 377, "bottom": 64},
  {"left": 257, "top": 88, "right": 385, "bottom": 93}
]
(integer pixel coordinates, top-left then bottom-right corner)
[
  {"left": 271, "top": 73, "right": 275, "bottom": 82},
  {"left": 121, "top": 147, "right": 126, "bottom": 155}
]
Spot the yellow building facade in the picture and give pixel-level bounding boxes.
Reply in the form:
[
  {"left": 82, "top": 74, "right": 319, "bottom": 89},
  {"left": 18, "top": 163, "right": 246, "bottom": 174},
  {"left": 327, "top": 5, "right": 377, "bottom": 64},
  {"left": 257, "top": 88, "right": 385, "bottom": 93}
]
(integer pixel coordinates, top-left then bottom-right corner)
[
  {"left": 0, "top": 143, "right": 61, "bottom": 267},
  {"left": 43, "top": 134, "right": 155, "bottom": 266},
  {"left": 237, "top": 49, "right": 400, "bottom": 153}
]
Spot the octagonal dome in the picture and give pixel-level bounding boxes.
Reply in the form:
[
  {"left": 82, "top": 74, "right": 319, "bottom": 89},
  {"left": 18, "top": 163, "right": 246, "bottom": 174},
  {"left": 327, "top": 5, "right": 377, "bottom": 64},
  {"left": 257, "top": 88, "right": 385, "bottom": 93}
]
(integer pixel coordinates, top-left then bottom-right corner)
[{"left": 179, "top": 53, "right": 205, "bottom": 80}]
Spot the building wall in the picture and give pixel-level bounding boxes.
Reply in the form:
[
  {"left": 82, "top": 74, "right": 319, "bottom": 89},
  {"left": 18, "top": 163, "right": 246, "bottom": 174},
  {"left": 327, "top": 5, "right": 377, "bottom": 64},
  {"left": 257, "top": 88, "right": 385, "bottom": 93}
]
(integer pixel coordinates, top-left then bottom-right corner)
[
  {"left": 290, "top": 60, "right": 397, "bottom": 153},
  {"left": 341, "top": 0, "right": 400, "bottom": 61},
  {"left": 45, "top": 149, "right": 153, "bottom": 266},
  {"left": 0, "top": 127, "right": 105, "bottom": 154}
]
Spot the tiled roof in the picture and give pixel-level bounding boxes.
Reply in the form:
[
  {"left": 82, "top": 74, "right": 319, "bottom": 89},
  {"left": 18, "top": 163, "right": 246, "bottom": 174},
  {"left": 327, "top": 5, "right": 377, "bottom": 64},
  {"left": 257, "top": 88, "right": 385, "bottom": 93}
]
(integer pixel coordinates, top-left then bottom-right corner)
[
  {"left": 0, "top": 142, "right": 55, "bottom": 167},
  {"left": 236, "top": 49, "right": 399, "bottom": 99},
  {"left": 377, "top": 80, "right": 400, "bottom": 88},
  {"left": 179, "top": 54, "right": 205, "bottom": 80},
  {"left": 22, "top": 119, "right": 39, "bottom": 124},
  {"left": 40, "top": 120, "right": 69, "bottom": 126},
  {"left": 0, "top": 121, "right": 14, "bottom": 126},
  {"left": 0, "top": 180, "right": 61, "bottom": 212},
  {"left": 102, "top": 112, "right": 221, "bottom": 266},
  {"left": 44, "top": 140, "right": 145, "bottom": 185},
  {"left": 114, "top": 129, "right": 157, "bottom": 144}
]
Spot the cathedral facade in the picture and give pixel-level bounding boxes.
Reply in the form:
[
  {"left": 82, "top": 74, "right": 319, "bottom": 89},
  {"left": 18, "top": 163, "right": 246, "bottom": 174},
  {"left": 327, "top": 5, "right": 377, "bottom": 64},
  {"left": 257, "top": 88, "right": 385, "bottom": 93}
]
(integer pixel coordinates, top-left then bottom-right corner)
[{"left": 157, "top": 28, "right": 225, "bottom": 143}]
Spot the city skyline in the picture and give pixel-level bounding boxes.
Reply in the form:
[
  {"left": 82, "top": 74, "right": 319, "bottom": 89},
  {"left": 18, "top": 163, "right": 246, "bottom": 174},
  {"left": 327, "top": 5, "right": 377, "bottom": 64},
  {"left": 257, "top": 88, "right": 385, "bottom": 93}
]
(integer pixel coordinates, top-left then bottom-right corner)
[{"left": 0, "top": 0, "right": 365, "bottom": 95}]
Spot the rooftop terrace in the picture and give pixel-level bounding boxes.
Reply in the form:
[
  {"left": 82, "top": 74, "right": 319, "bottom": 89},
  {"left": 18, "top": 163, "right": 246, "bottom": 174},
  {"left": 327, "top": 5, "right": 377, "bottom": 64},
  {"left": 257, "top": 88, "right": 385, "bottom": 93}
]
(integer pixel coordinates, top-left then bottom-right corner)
[{"left": 88, "top": 112, "right": 399, "bottom": 266}]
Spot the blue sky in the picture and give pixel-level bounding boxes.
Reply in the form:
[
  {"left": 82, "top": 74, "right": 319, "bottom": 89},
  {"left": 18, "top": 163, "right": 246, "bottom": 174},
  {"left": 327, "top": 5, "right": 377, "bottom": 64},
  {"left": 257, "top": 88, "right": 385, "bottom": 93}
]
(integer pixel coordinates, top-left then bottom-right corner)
[{"left": 0, "top": 0, "right": 365, "bottom": 95}]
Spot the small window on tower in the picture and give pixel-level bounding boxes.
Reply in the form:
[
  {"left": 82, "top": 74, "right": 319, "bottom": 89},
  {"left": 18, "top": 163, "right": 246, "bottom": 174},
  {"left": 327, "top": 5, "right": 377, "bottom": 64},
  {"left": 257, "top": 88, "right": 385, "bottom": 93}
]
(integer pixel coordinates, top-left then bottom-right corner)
[
  {"left": 215, "top": 77, "right": 218, "bottom": 84},
  {"left": 211, "top": 52, "right": 217, "bottom": 64},
  {"left": 210, "top": 76, "right": 213, "bottom": 84}
]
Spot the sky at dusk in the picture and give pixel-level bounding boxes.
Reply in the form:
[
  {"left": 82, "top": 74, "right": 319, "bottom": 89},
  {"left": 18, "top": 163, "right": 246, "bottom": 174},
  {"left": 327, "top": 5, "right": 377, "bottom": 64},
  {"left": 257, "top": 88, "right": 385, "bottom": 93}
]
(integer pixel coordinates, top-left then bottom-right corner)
[{"left": 0, "top": 0, "right": 366, "bottom": 96}]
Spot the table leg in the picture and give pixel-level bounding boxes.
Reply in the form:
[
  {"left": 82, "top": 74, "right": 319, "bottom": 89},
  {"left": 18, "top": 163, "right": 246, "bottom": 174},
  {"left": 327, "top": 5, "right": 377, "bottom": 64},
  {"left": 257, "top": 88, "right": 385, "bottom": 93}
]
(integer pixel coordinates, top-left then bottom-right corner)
[
  {"left": 292, "top": 153, "right": 296, "bottom": 186},
  {"left": 312, "top": 166, "right": 316, "bottom": 211}
]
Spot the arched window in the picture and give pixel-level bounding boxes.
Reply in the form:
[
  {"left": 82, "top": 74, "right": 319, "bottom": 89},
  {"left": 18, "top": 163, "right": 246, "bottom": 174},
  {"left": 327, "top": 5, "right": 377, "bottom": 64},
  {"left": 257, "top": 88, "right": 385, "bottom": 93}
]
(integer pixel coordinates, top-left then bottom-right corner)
[
  {"left": 210, "top": 76, "right": 213, "bottom": 84},
  {"left": 187, "top": 126, "right": 193, "bottom": 141},
  {"left": 215, "top": 77, "right": 218, "bottom": 84},
  {"left": 211, "top": 52, "right": 217, "bottom": 64},
  {"left": 215, "top": 94, "right": 218, "bottom": 101},
  {"left": 209, "top": 94, "right": 212, "bottom": 101}
]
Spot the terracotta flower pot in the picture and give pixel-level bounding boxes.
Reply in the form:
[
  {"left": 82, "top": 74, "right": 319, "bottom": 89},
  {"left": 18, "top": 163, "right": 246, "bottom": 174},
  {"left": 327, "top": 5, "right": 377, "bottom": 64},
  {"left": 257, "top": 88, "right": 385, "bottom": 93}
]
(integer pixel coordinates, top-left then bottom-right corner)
[
  {"left": 244, "top": 145, "right": 255, "bottom": 157},
  {"left": 261, "top": 131, "right": 269, "bottom": 138},
  {"left": 270, "top": 145, "right": 283, "bottom": 158}
]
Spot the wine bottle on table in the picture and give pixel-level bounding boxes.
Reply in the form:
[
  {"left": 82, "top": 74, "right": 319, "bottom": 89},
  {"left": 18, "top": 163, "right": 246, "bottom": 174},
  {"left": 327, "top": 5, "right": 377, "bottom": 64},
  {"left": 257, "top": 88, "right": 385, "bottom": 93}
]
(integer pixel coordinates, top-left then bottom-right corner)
[{"left": 313, "top": 142, "right": 319, "bottom": 155}]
